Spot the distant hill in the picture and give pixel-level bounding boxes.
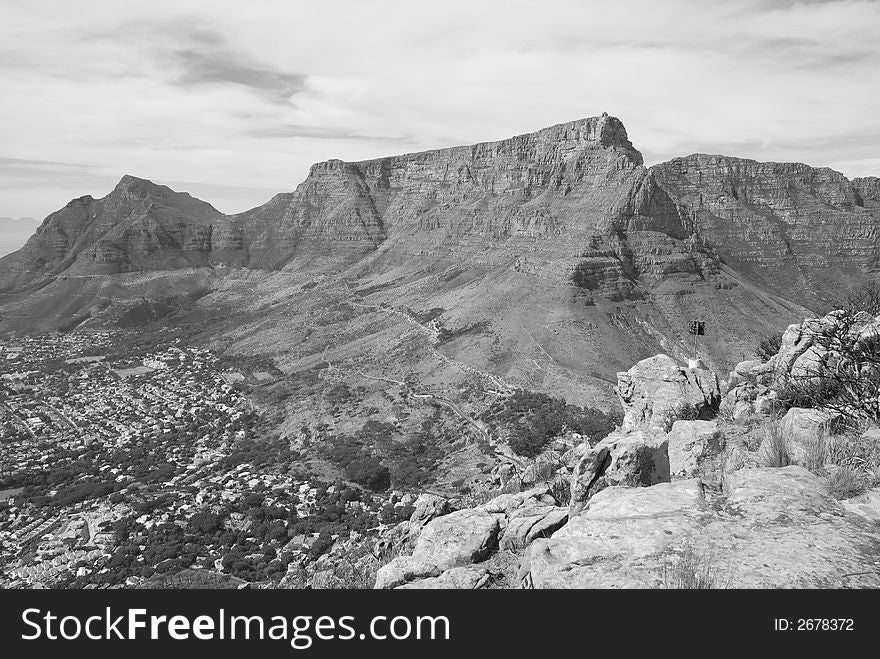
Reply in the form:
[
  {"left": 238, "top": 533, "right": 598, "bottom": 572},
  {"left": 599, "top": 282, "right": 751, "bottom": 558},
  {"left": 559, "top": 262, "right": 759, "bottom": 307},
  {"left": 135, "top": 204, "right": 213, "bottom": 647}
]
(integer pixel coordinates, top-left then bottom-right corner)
[{"left": 0, "top": 216, "right": 38, "bottom": 257}]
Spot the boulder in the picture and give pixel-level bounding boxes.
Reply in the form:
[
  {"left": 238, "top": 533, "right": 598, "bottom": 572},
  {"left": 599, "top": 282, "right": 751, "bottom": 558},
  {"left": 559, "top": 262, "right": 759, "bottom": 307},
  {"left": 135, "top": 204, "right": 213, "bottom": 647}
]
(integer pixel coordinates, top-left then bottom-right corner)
[
  {"left": 375, "top": 508, "right": 503, "bottom": 589},
  {"left": 779, "top": 407, "right": 840, "bottom": 466},
  {"left": 474, "top": 486, "right": 568, "bottom": 550},
  {"left": 569, "top": 444, "right": 612, "bottom": 513},
  {"left": 722, "top": 465, "right": 837, "bottom": 518},
  {"left": 569, "top": 429, "right": 670, "bottom": 515},
  {"left": 615, "top": 354, "right": 720, "bottom": 433},
  {"left": 520, "top": 452, "right": 561, "bottom": 487},
  {"left": 841, "top": 488, "right": 880, "bottom": 523},
  {"left": 525, "top": 467, "right": 880, "bottom": 588},
  {"left": 529, "top": 480, "right": 709, "bottom": 588},
  {"left": 395, "top": 566, "right": 488, "bottom": 589},
  {"left": 499, "top": 505, "right": 568, "bottom": 550},
  {"left": 667, "top": 420, "right": 721, "bottom": 481},
  {"left": 409, "top": 493, "right": 452, "bottom": 527},
  {"left": 479, "top": 485, "right": 555, "bottom": 516}
]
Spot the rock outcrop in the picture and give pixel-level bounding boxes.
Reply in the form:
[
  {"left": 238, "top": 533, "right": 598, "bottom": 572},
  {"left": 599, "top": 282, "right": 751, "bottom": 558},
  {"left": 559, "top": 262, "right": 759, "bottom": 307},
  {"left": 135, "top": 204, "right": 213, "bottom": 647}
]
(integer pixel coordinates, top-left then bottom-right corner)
[
  {"left": 569, "top": 429, "right": 670, "bottom": 515},
  {"left": 725, "top": 309, "right": 880, "bottom": 418},
  {"left": 666, "top": 420, "right": 722, "bottom": 482},
  {"left": 375, "top": 486, "right": 566, "bottom": 589},
  {"left": 616, "top": 354, "right": 720, "bottom": 433},
  {"left": 375, "top": 507, "right": 503, "bottom": 589},
  {"left": 526, "top": 467, "right": 880, "bottom": 588}
]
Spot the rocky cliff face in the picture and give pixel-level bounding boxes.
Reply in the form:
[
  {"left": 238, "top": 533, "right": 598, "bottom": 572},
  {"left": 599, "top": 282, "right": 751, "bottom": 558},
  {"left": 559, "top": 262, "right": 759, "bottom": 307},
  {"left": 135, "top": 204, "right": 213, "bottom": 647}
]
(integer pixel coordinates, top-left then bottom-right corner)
[
  {"left": 0, "top": 175, "right": 223, "bottom": 290},
  {"left": 3, "top": 115, "right": 876, "bottom": 308},
  {"left": 1, "top": 115, "right": 878, "bottom": 388},
  {"left": 638, "top": 156, "right": 880, "bottom": 307}
]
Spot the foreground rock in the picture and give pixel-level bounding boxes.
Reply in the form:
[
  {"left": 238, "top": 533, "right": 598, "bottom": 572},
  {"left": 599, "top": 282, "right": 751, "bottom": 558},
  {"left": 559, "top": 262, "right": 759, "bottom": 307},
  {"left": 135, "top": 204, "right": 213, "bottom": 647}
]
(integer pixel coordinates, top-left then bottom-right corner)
[
  {"left": 395, "top": 566, "right": 488, "bottom": 589},
  {"left": 525, "top": 466, "right": 880, "bottom": 588},
  {"left": 375, "top": 508, "right": 503, "bottom": 589},
  {"left": 779, "top": 407, "right": 841, "bottom": 465},
  {"left": 375, "top": 486, "right": 568, "bottom": 588},
  {"left": 616, "top": 354, "right": 720, "bottom": 433},
  {"left": 569, "top": 429, "right": 670, "bottom": 514},
  {"left": 666, "top": 420, "right": 722, "bottom": 482}
]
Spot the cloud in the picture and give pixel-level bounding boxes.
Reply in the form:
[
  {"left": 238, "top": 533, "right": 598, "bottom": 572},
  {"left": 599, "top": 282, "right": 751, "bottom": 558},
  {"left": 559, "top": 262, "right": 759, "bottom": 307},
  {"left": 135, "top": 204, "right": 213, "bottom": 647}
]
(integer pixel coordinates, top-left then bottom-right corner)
[
  {"left": 1, "top": 0, "right": 879, "bottom": 220},
  {"left": 249, "top": 124, "right": 415, "bottom": 144},
  {"left": 0, "top": 156, "right": 102, "bottom": 183},
  {"left": 73, "top": 20, "right": 309, "bottom": 104},
  {"left": 170, "top": 48, "right": 307, "bottom": 103}
]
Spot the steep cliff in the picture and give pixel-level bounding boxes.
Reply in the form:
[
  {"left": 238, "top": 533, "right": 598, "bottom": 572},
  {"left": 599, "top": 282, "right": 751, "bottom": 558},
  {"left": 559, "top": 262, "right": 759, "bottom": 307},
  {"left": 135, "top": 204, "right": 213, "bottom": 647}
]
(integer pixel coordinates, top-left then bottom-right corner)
[
  {"left": 0, "top": 115, "right": 877, "bottom": 393},
  {"left": 638, "top": 156, "right": 880, "bottom": 307}
]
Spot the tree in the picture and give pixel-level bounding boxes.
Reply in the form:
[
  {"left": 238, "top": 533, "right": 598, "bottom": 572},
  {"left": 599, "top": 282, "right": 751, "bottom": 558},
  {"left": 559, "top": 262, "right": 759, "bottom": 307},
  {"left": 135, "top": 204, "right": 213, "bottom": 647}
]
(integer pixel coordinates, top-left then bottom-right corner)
[{"left": 344, "top": 456, "right": 390, "bottom": 491}]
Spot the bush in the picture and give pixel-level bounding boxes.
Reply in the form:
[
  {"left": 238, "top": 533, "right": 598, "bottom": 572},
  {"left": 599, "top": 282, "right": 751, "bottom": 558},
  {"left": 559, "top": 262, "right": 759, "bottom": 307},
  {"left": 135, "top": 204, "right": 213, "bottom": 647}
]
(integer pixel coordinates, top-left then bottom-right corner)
[
  {"left": 779, "top": 283, "right": 880, "bottom": 425},
  {"left": 345, "top": 457, "right": 390, "bottom": 492},
  {"left": 757, "top": 334, "right": 782, "bottom": 362},
  {"left": 549, "top": 477, "right": 571, "bottom": 506},
  {"left": 508, "top": 422, "right": 550, "bottom": 458},
  {"left": 487, "top": 390, "right": 619, "bottom": 457}
]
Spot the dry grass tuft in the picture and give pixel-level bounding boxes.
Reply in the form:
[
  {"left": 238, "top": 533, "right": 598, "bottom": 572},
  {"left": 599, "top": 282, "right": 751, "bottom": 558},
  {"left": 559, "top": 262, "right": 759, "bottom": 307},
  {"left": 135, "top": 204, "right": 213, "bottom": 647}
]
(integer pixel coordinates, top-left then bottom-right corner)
[
  {"left": 826, "top": 467, "right": 865, "bottom": 500},
  {"left": 758, "top": 421, "right": 792, "bottom": 468},
  {"left": 658, "top": 541, "right": 729, "bottom": 590}
]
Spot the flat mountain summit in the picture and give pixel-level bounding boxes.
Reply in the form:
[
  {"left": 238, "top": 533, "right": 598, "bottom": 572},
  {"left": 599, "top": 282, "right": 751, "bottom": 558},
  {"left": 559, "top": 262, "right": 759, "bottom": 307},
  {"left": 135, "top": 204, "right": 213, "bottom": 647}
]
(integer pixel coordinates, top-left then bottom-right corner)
[{"left": 1, "top": 114, "right": 877, "bottom": 400}]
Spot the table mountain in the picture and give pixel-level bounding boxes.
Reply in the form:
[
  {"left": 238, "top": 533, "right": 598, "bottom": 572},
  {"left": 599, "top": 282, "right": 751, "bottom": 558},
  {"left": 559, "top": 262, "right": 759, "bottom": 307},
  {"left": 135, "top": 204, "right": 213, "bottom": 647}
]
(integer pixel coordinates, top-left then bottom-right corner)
[{"left": 0, "top": 114, "right": 876, "bottom": 395}]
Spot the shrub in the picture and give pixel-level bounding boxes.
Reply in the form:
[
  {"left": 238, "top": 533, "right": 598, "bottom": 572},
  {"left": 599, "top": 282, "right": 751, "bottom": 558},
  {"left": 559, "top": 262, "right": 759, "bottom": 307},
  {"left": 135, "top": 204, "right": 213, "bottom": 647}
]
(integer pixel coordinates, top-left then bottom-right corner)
[
  {"left": 345, "top": 457, "right": 390, "bottom": 492},
  {"left": 825, "top": 429, "right": 880, "bottom": 489},
  {"left": 757, "top": 334, "right": 782, "bottom": 362},
  {"left": 508, "top": 422, "right": 550, "bottom": 458},
  {"left": 779, "top": 283, "right": 880, "bottom": 425},
  {"left": 801, "top": 432, "right": 828, "bottom": 474},
  {"left": 309, "top": 533, "right": 334, "bottom": 559},
  {"left": 483, "top": 390, "right": 620, "bottom": 457}
]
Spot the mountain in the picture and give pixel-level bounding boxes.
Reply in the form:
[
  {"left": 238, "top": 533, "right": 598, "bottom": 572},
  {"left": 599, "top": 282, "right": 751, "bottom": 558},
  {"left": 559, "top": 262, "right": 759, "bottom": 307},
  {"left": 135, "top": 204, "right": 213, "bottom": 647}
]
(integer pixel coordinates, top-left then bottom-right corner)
[
  {"left": 0, "top": 216, "right": 38, "bottom": 258},
  {"left": 0, "top": 114, "right": 877, "bottom": 403},
  {"left": 0, "top": 176, "right": 222, "bottom": 292}
]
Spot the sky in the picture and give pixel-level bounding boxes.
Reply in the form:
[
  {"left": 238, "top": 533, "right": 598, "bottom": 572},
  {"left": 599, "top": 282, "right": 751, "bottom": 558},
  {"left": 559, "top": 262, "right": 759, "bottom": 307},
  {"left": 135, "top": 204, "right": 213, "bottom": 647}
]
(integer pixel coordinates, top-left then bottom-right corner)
[{"left": 1, "top": 0, "right": 879, "bottom": 221}]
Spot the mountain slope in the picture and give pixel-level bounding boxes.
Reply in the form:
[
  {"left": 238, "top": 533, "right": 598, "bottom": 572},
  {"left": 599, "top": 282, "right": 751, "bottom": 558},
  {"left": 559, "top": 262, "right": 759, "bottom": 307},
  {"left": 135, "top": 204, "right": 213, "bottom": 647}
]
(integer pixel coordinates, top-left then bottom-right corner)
[
  {"left": 0, "top": 115, "right": 876, "bottom": 400},
  {"left": 0, "top": 175, "right": 223, "bottom": 292}
]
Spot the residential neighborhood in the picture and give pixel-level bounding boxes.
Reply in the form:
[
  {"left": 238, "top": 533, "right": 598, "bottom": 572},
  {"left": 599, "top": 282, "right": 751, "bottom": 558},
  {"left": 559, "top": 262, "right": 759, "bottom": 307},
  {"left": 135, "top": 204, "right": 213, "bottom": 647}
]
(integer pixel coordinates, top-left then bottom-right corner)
[{"left": 0, "top": 331, "right": 406, "bottom": 588}]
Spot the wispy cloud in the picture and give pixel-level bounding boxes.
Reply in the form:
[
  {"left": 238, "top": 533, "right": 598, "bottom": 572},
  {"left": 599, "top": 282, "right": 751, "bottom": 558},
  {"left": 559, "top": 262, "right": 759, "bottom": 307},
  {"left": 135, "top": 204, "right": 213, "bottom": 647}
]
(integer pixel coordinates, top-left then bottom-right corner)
[
  {"left": 250, "top": 124, "right": 415, "bottom": 144},
  {"left": 0, "top": 156, "right": 101, "bottom": 182},
  {"left": 76, "top": 21, "right": 308, "bottom": 104},
  {"left": 170, "top": 48, "right": 307, "bottom": 103},
  {"left": 1, "top": 0, "right": 879, "bottom": 221}
]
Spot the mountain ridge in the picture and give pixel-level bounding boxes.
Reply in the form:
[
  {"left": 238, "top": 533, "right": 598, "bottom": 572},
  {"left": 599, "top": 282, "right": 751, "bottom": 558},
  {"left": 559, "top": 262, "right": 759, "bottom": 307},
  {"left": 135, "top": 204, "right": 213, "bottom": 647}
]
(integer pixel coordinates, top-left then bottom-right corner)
[{"left": 0, "top": 114, "right": 876, "bottom": 401}]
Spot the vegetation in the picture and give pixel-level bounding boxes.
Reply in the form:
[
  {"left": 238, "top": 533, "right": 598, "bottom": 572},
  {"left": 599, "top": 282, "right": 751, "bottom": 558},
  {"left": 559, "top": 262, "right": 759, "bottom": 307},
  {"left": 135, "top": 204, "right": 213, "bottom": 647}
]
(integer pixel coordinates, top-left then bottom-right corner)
[
  {"left": 758, "top": 421, "right": 792, "bottom": 468},
  {"left": 320, "top": 419, "right": 444, "bottom": 491},
  {"left": 777, "top": 283, "right": 880, "bottom": 426},
  {"left": 826, "top": 467, "right": 864, "bottom": 500},
  {"left": 482, "top": 390, "right": 620, "bottom": 458},
  {"left": 659, "top": 542, "right": 728, "bottom": 590},
  {"left": 756, "top": 334, "right": 782, "bottom": 362}
]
